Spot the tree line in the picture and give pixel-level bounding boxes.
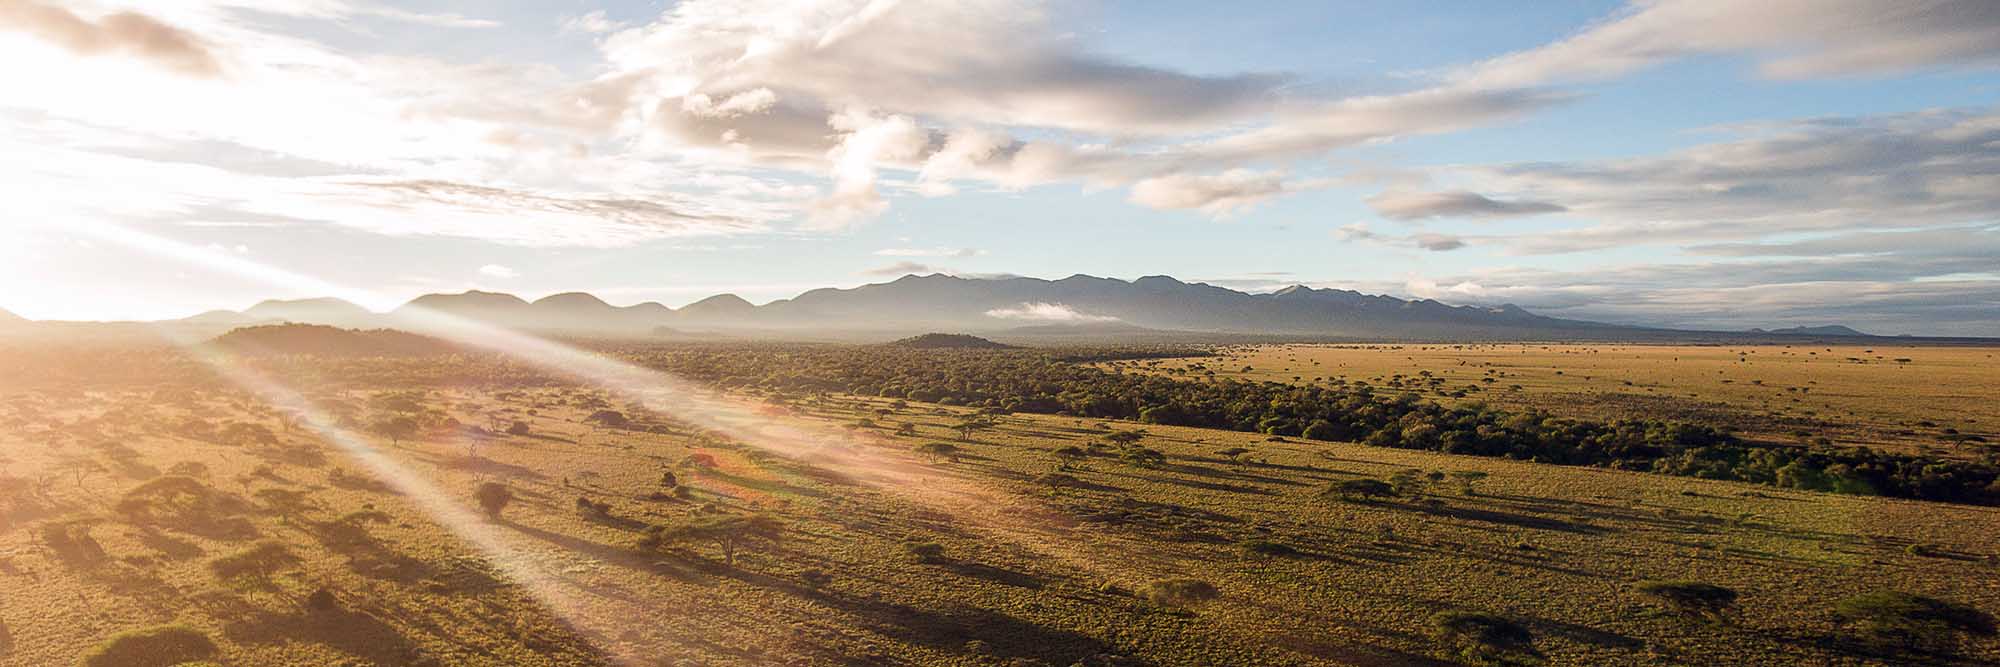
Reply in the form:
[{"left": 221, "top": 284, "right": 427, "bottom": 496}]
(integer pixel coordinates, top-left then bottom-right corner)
[{"left": 621, "top": 345, "right": 2000, "bottom": 506}]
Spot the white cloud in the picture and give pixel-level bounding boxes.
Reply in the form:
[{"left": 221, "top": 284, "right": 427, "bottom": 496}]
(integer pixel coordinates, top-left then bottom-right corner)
[
  {"left": 477, "top": 264, "right": 519, "bottom": 279},
  {"left": 1129, "top": 169, "right": 1296, "bottom": 216},
  {"left": 873, "top": 247, "right": 984, "bottom": 258},
  {"left": 984, "top": 302, "right": 1119, "bottom": 323},
  {"left": 1366, "top": 190, "right": 1565, "bottom": 221}
]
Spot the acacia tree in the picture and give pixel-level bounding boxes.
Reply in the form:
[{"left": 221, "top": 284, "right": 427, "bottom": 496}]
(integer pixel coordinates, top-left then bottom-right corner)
[{"left": 647, "top": 514, "right": 783, "bottom": 567}]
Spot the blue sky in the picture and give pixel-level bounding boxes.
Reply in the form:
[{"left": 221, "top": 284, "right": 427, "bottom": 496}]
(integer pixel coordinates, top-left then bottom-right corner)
[{"left": 2, "top": 0, "right": 1997, "bottom": 334}]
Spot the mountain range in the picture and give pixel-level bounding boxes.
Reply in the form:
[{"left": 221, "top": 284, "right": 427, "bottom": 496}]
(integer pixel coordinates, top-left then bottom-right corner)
[{"left": 0, "top": 274, "right": 1896, "bottom": 341}]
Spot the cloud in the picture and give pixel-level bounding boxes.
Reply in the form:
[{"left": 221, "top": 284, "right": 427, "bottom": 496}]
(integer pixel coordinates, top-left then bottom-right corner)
[
  {"left": 983, "top": 302, "right": 1119, "bottom": 323},
  {"left": 1455, "top": 0, "right": 2000, "bottom": 87},
  {"left": 874, "top": 247, "right": 984, "bottom": 258},
  {"left": 1366, "top": 190, "right": 1565, "bottom": 221},
  {"left": 561, "top": 11, "right": 625, "bottom": 34},
  {"left": 1334, "top": 223, "right": 1467, "bottom": 252},
  {"left": 861, "top": 261, "right": 937, "bottom": 276},
  {"left": 1412, "top": 233, "right": 1467, "bottom": 251},
  {"left": 0, "top": 0, "right": 222, "bottom": 77},
  {"left": 477, "top": 264, "right": 519, "bottom": 279},
  {"left": 1433, "top": 108, "right": 2000, "bottom": 253},
  {"left": 1128, "top": 169, "right": 1296, "bottom": 216},
  {"left": 276, "top": 179, "right": 779, "bottom": 247}
]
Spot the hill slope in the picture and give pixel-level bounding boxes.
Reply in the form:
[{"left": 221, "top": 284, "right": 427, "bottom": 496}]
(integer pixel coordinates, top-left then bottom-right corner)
[{"left": 887, "top": 333, "right": 1013, "bottom": 349}]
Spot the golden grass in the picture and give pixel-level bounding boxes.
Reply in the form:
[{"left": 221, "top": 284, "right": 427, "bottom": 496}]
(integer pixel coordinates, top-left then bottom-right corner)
[
  {"left": 3, "top": 378, "right": 1997, "bottom": 665},
  {"left": 1104, "top": 343, "right": 2000, "bottom": 456}
]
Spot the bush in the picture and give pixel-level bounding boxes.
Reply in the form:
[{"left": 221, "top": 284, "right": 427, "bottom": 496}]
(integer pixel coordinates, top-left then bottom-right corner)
[
  {"left": 906, "top": 541, "right": 946, "bottom": 563},
  {"left": 1634, "top": 581, "right": 1738, "bottom": 622},
  {"left": 1428, "top": 611, "right": 1540, "bottom": 665},
  {"left": 80, "top": 624, "right": 218, "bottom": 667},
  {"left": 1140, "top": 578, "right": 1219, "bottom": 606},
  {"left": 1833, "top": 591, "right": 1996, "bottom": 655},
  {"left": 1239, "top": 539, "right": 1299, "bottom": 557},
  {"left": 576, "top": 496, "right": 614, "bottom": 519},
  {"left": 474, "top": 482, "right": 513, "bottom": 518},
  {"left": 505, "top": 420, "right": 531, "bottom": 436},
  {"left": 1326, "top": 478, "right": 1395, "bottom": 502}
]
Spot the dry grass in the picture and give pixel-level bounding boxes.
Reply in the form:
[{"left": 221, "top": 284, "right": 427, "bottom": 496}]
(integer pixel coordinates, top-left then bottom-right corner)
[
  {"left": 1105, "top": 343, "right": 2000, "bottom": 456},
  {"left": 2, "top": 365, "right": 1997, "bottom": 665}
]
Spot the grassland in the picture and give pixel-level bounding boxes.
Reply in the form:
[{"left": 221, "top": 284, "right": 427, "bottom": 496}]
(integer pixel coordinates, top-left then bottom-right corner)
[
  {"left": 4, "top": 345, "right": 1998, "bottom": 666},
  {"left": 1104, "top": 343, "right": 2000, "bottom": 457}
]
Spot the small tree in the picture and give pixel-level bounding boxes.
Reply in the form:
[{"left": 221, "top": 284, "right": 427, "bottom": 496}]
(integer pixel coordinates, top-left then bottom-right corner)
[
  {"left": 1053, "top": 445, "right": 1088, "bottom": 469},
  {"left": 1428, "top": 611, "right": 1539, "bottom": 666},
  {"left": 369, "top": 415, "right": 418, "bottom": 446},
  {"left": 650, "top": 514, "right": 783, "bottom": 567},
  {"left": 1834, "top": 591, "right": 1996, "bottom": 655},
  {"left": 1105, "top": 430, "right": 1146, "bottom": 447},
  {"left": 1635, "top": 581, "right": 1738, "bottom": 623},
  {"left": 474, "top": 481, "right": 513, "bottom": 519},
  {"left": 915, "top": 442, "right": 960, "bottom": 463}
]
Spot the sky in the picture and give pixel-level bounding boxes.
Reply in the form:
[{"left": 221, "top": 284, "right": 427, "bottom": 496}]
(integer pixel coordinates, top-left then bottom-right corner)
[{"left": 1, "top": 0, "right": 1997, "bottom": 335}]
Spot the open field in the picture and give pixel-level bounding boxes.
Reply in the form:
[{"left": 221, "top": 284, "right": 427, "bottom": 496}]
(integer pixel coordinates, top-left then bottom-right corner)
[
  {"left": 3, "top": 344, "right": 1998, "bottom": 666},
  {"left": 1102, "top": 344, "right": 2000, "bottom": 458}
]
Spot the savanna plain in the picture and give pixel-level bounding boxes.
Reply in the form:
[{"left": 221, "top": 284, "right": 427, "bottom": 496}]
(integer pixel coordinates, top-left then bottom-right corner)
[{"left": 4, "top": 335, "right": 1999, "bottom": 667}]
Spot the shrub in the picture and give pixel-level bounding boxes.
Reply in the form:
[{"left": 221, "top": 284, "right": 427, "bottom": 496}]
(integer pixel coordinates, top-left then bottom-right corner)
[
  {"left": 576, "top": 496, "right": 615, "bottom": 519},
  {"left": 906, "top": 541, "right": 947, "bottom": 563},
  {"left": 1428, "top": 611, "right": 1540, "bottom": 665},
  {"left": 81, "top": 624, "right": 218, "bottom": 667},
  {"left": 1325, "top": 478, "right": 1396, "bottom": 502},
  {"left": 1634, "top": 581, "right": 1738, "bottom": 622},
  {"left": 1239, "top": 539, "right": 1299, "bottom": 557},
  {"left": 1833, "top": 591, "right": 1996, "bottom": 655},
  {"left": 474, "top": 482, "right": 513, "bottom": 518},
  {"left": 505, "top": 420, "right": 531, "bottom": 436},
  {"left": 1140, "top": 578, "right": 1220, "bottom": 606}
]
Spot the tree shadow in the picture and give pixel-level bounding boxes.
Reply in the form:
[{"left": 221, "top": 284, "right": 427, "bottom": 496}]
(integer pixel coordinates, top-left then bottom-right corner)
[{"left": 222, "top": 607, "right": 422, "bottom": 666}]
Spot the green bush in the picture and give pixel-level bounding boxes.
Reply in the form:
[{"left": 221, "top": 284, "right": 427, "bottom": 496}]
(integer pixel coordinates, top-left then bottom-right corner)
[{"left": 80, "top": 624, "right": 218, "bottom": 667}]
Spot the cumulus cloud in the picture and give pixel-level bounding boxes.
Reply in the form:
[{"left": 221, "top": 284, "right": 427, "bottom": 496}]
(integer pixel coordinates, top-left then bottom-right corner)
[
  {"left": 0, "top": 0, "right": 223, "bottom": 77},
  {"left": 984, "top": 302, "right": 1119, "bottom": 323},
  {"left": 1366, "top": 190, "right": 1566, "bottom": 221}
]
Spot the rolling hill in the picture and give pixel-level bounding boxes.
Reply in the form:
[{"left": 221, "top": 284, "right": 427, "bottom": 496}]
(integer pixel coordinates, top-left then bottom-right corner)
[{"left": 163, "top": 273, "right": 1820, "bottom": 341}]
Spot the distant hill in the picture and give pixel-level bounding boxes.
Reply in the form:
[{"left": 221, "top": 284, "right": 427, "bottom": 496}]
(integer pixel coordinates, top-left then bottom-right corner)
[
  {"left": 208, "top": 324, "right": 455, "bottom": 357},
  {"left": 244, "top": 297, "right": 374, "bottom": 326},
  {"left": 0, "top": 307, "right": 23, "bottom": 324},
  {"left": 887, "top": 333, "right": 1013, "bottom": 349},
  {"left": 162, "top": 274, "right": 1950, "bottom": 342},
  {"left": 1747, "top": 325, "right": 1871, "bottom": 337}
]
